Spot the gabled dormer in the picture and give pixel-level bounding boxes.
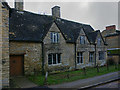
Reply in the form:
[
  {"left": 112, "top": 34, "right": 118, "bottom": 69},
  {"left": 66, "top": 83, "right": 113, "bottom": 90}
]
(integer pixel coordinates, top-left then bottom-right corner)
[
  {"left": 43, "top": 22, "right": 66, "bottom": 45},
  {"left": 95, "top": 30, "right": 105, "bottom": 46},
  {"left": 76, "top": 28, "right": 90, "bottom": 45}
]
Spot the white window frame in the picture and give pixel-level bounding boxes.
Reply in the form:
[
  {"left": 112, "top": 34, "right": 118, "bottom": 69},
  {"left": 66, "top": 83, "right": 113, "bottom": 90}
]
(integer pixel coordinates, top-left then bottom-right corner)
[
  {"left": 80, "top": 36, "right": 85, "bottom": 44},
  {"left": 48, "top": 53, "right": 61, "bottom": 65},
  {"left": 51, "top": 32, "right": 59, "bottom": 43},
  {"left": 77, "top": 52, "right": 83, "bottom": 64},
  {"left": 89, "top": 52, "right": 94, "bottom": 62},
  {"left": 97, "top": 38, "right": 101, "bottom": 45}
]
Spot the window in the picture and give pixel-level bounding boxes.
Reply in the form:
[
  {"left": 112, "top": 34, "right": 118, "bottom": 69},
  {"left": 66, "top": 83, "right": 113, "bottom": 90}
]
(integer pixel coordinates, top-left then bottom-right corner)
[
  {"left": 80, "top": 36, "right": 85, "bottom": 44},
  {"left": 97, "top": 38, "right": 101, "bottom": 45},
  {"left": 51, "top": 32, "right": 59, "bottom": 43},
  {"left": 77, "top": 52, "right": 83, "bottom": 64},
  {"left": 99, "top": 51, "right": 105, "bottom": 60},
  {"left": 48, "top": 53, "right": 61, "bottom": 65},
  {"left": 89, "top": 52, "right": 94, "bottom": 62}
]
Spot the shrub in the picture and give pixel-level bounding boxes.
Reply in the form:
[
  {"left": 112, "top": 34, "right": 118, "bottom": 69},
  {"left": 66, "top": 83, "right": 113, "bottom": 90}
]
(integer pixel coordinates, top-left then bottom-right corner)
[{"left": 107, "top": 58, "right": 115, "bottom": 65}]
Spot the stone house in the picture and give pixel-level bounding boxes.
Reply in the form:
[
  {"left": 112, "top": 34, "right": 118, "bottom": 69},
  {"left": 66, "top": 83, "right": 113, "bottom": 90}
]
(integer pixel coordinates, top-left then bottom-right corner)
[
  {"left": 0, "top": 1, "right": 107, "bottom": 88},
  {"left": 102, "top": 25, "right": 120, "bottom": 49},
  {"left": 102, "top": 25, "right": 120, "bottom": 63}
]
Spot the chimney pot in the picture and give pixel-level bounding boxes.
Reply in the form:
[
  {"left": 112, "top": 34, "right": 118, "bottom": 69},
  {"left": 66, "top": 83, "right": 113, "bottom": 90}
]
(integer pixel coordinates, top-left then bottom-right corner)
[
  {"left": 106, "top": 25, "right": 116, "bottom": 30},
  {"left": 15, "top": 0, "right": 23, "bottom": 10},
  {"left": 52, "top": 6, "right": 60, "bottom": 18}
]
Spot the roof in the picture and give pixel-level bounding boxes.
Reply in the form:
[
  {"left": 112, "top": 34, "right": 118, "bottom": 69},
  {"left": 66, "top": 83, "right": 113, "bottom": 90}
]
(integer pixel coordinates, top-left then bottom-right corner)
[
  {"left": 2, "top": 2, "right": 10, "bottom": 10},
  {"left": 55, "top": 18, "right": 83, "bottom": 43},
  {"left": 9, "top": 8, "right": 105, "bottom": 44},
  {"left": 105, "top": 30, "right": 120, "bottom": 37},
  {"left": 87, "top": 30, "right": 99, "bottom": 44},
  {"left": 9, "top": 9, "right": 53, "bottom": 42}
]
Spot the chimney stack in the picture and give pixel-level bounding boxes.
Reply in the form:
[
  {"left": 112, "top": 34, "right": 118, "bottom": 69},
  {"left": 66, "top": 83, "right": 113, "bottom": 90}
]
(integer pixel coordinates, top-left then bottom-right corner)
[
  {"left": 52, "top": 6, "right": 60, "bottom": 18},
  {"left": 106, "top": 25, "right": 116, "bottom": 30},
  {"left": 15, "top": 0, "right": 23, "bottom": 10}
]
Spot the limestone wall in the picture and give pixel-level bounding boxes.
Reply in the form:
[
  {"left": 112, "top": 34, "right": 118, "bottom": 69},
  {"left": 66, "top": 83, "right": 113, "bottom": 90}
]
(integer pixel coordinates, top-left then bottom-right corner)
[
  {"left": 43, "top": 23, "right": 75, "bottom": 72},
  {"left": 0, "top": 2, "right": 9, "bottom": 88},
  {"left": 106, "top": 36, "right": 119, "bottom": 49},
  {"left": 0, "top": 2, "right": 2, "bottom": 89},
  {"left": 9, "top": 42, "right": 42, "bottom": 75},
  {"left": 76, "top": 29, "right": 107, "bottom": 68}
]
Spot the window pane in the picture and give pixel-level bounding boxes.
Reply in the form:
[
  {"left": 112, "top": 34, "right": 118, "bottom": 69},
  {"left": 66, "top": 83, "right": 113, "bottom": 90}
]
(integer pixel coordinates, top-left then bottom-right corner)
[
  {"left": 51, "top": 32, "right": 59, "bottom": 43},
  {"left": 80, "top": 52, "right": 83, "bottom": 63},
  {"left": 97, "top": 38, "right": 101, "bottom": 45},
  {"left": 80, "top": 37, "right": 82, "bottom": 44},
  {"left": 58, "top": 54, "right": 61, "bottom": 63},
  {"left": 77, "top": 52, "right": 79, "bottom": 56},
  {"left": 77, "top": 57, "right": 80, "bottom": 63},
  {"left": 81, "top": 57, "right": 83, "bottom": 63},
  {"left": 57, "top": 33, "right": 59, "bottom": 43},
  {"left": 53, "top": 54, "right": 56, "bottom": 64},
  {"left": 77, "top": 52, "right": 83, "bottom": 64},
  {"left": 82, "top": 37, "right": 84, "bottom": 44},
  {"left": 99, "top": 52, "right": 104, "bottom": 60},
  {"left": 80, "top": 36, "right": 85, "bottom": 44},
  {"left": 89, "top": 52, "right": 94, "bottom": 62},
  {"left": 54, "top": 33, "right": 56, "bottom": 43},
  {"left": 48, "top": 54, "right": 52, "bottom": 65}
]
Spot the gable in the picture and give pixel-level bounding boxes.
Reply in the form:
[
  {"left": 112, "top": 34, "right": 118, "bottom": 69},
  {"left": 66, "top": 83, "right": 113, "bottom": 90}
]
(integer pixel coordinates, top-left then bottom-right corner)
[
  {"left": 76, "top": 28, "right": 90, "bottom": 44},
  {"left": 80, "top": 28, "right": 85, "bottom": 35},
  {"left": 49, "top": 23, "right": 61, "bottom": 32},
  {"left": 43, "top": 22, "right": 66, "bottom": 44},
  {"left": 95, "top": 32, "right": 105, "bottom": 45}
]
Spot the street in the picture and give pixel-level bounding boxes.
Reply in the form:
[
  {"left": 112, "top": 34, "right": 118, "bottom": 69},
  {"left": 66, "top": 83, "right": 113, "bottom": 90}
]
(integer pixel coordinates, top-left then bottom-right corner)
[{"left": 95, "top": 80, "right": 120, "bottom": 88}]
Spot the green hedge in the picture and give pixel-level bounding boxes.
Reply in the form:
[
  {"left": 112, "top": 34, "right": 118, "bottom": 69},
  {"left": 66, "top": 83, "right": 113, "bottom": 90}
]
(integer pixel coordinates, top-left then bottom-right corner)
[{"left": 107, "top": 49, "right": 120, "bottom": 55}]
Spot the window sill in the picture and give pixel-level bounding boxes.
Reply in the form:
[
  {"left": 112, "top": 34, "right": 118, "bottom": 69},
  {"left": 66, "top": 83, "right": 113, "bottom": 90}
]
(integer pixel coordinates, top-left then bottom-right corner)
[
  {"left": 51, "top": 42, "right": 60, "bottom": 44},
  {"left": 48, "top": 63, "right": 62, "bottom": 66},
  {"left": 77, "top": 63, "right": 84, "bottom": 65}
]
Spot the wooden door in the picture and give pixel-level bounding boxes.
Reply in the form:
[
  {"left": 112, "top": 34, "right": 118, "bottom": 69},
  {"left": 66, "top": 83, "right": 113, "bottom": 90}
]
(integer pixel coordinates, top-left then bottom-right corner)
[{"left": 10, "top": 55, "right": 24, "bottom": 76}]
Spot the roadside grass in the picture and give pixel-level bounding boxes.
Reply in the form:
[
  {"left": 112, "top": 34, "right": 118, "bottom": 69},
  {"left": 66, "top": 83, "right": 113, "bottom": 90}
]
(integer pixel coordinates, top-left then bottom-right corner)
[{"left": 28, "top": 65, "right": 120, "bottom": 86}]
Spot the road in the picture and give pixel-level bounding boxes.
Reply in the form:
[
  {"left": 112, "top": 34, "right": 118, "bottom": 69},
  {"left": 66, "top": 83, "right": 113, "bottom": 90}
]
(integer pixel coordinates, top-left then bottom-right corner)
[{"left": 94, "top": 80, "right": 120, "bottom": 88}]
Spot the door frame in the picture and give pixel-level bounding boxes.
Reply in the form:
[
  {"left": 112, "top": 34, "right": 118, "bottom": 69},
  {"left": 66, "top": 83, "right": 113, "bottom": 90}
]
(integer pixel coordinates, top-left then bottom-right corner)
[{"left": 9, "top": 54, "right": 24, "bottom": 76}]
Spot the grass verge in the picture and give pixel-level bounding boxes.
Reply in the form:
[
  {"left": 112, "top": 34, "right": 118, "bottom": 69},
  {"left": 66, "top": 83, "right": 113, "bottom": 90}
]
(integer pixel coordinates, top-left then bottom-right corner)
[{"left": 28, "top": 65, "right": 120, "bottom": 86}]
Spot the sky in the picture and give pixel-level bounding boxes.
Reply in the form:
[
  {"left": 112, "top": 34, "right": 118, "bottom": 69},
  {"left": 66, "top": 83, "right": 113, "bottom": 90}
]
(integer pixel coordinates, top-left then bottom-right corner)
[{"left": 6, "top": 0, "right": 119, "bottom": 31}]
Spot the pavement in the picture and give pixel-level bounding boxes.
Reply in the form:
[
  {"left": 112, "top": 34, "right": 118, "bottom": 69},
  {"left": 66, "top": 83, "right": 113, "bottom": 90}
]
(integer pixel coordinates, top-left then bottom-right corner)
[
  {"left": 11, "top": 76, "right": 37, "bottom": 88},
  {"left": 11, "top": 71, "right": 120, "bottom": 89}
]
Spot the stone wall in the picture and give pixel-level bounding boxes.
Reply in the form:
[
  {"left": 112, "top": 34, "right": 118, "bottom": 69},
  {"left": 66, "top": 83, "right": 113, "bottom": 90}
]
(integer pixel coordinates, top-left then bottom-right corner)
[
  {"left": 0, "top": 2, "right": 9, "bottom": 88},
  {"left": 119, "top": 35, "right": 120, "bottom": 48},
  {"left": 43, "top": 23, "right": 107, "bottom": 72},
  {"left": 9, "top": 42, "right": 42, "bottom": 75},
  {"left": 105, "top": 35, "right": 119, "bottom": 49},
  {"left": 102, "top": 29, "right": 116, "bottom": 38},
  {"left": 96, "top": 33, "right": 107, "bottom": 66},
  {"left": 76, "top": 29, "right": 95, "bottom": 68},
  {"left": 0, "top": 2, "right": 2, "bottom": 89},
  {"left": 43, "top": 23, "right": 75, "bottom": 72},
  {"left": 76, "top": 29, "right": 107, "bottom": 68}
]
